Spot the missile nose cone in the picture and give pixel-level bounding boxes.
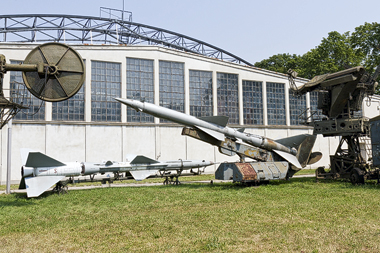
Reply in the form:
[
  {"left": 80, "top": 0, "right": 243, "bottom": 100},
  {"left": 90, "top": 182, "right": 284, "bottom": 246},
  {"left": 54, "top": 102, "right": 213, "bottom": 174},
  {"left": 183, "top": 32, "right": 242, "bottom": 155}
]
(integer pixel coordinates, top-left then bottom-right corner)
[
  {"left": 114, "top": 97, "right": 124, "bottom": 103},
  {"left": 115, "top": 98, "right": 143, "bottom": 112},
  {"left": 114, "top": 97, "right": 133, "bottom": 105}
]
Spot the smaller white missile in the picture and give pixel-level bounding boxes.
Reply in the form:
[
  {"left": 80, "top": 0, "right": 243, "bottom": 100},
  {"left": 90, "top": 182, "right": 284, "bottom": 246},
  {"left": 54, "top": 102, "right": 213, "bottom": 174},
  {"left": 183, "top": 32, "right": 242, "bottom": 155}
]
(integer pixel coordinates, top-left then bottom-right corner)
[
  {"left": 82, "top": 155, "right": 213, "bottom": 181},
  {"left": 19, "top": 150, "right": 213, "bottom": 197},
  {"left": 115, "top": 98, "right": 302, "bottom": 168}
]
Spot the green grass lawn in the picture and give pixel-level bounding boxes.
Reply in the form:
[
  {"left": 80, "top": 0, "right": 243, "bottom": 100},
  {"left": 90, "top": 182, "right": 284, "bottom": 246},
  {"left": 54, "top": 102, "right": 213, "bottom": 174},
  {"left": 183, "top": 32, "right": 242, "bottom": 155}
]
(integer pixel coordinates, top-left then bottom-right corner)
[{"left": 1, "top": 176, "right": 380, "bottom": 252}]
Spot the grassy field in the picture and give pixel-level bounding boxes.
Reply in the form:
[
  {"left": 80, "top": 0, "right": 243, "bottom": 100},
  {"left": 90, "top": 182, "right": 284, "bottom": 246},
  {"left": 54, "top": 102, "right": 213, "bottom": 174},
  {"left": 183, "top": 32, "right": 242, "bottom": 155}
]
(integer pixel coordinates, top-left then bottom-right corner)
[{"left": 1, "top": 175, "right": 380, "bottom": 252}]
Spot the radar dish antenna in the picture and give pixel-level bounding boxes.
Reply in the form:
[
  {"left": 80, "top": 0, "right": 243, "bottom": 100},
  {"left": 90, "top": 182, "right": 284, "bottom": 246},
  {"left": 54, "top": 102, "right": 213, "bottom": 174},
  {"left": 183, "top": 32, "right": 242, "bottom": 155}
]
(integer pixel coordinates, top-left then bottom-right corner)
[
  {"left": 0, "top": 42, "right": 85, "bottom": 128},
  {"left": 22, "top": 43, "right": 85, "bottom": 102}
]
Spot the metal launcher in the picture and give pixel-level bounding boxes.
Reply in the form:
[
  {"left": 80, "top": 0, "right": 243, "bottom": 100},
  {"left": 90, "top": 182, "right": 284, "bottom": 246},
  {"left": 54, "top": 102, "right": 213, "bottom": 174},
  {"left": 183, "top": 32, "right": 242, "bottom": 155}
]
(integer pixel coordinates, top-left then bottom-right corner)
[
  {"left": 0, "top": 42, "right": 85, "bottom": 129},
  {"left": 288, "top": 64, "right": 380, "bottom": 184}
]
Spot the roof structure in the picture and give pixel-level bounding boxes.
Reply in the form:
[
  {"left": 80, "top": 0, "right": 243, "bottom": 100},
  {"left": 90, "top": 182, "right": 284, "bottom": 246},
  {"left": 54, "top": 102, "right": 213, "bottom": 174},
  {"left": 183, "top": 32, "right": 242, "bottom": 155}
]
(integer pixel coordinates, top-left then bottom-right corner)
[{"left": 0, "top": 14, "right": 253, "bottom": 66}]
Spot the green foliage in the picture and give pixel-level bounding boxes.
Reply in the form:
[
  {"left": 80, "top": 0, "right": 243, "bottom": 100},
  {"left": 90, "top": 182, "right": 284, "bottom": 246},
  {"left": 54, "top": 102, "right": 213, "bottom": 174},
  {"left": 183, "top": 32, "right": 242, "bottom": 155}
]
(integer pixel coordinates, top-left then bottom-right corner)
[
  {"left": 350, "top": 22, "right": 380, "bottom": 75},
  {"left": 254, "top": 23, "right": 380, "bottom": 85},
  {"left": 299, "top": 31, "right": 362, "bottom": 79},
  {"left": 253, "top": 53, "right": 302, "bottom": 75}
]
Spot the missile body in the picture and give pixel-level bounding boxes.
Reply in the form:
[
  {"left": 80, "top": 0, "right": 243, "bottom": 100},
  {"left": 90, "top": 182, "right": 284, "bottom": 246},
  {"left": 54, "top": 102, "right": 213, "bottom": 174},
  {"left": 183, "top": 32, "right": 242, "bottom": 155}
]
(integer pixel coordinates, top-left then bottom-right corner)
[
  {"left": 82, "top": 159, "right": 213, "bottom": 174},
  {"left": 20, "top": 150, "right": 213, "bottom": 197},
  {"left": 115, "top": 98, "right": 300, "bottom": 167}
]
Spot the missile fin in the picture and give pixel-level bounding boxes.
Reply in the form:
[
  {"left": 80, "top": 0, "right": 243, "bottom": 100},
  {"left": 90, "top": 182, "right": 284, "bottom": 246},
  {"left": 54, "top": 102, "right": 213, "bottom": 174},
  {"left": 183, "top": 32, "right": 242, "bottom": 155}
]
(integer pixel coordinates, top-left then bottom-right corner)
[
  {"left": 19, "top": 176, "right": 26, "bottom": 189},
  {"left": 273, "top": 150, "right": 302, "bottom": 168},
  {"left": 199, "top": 116, "right": 229, "bottom": 127},
  {"left": 195, "top": 126, "right": 225, "bottom": 141},
  {"left": 25, "top": 176, "right": 65, "bottom": 198},
  {"left": 236, "top": 128, "right": 245, "bottom": 133},
  {"left": 25, "top": 152, "right": 66, "bottom": 167},
  {"left": 275, "top": 134, "right": 310, "bottom": 148},
  {"left": 130, "top": 170, "right": 159, "bottom": 181},
  {"left": 131, "top": 155, "right": 159, "bottom": 165}
]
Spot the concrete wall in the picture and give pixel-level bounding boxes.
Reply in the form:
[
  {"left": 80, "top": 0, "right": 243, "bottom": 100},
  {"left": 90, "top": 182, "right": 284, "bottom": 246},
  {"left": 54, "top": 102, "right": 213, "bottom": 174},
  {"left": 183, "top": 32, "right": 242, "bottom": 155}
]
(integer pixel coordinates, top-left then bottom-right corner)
[{"left": 1, "top": 123, "right": 338, "bottom": 184}]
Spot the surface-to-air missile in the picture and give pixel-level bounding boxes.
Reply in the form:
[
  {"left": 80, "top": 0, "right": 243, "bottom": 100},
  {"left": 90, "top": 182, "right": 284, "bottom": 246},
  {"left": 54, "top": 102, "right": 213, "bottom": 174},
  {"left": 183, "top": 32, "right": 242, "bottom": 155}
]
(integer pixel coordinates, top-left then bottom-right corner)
[
  {"left": 115, "top": 98, "right": 320, "bottom": 172},
  {"left": 19, "top": 150, "right": 213, "bottom": 197}
]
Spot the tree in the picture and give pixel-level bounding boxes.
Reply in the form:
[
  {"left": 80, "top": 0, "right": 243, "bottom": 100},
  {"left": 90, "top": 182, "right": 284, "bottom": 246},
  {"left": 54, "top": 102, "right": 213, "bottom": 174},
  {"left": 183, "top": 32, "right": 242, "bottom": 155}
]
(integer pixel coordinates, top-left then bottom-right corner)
[
  {"left": 254, "top": 32, "right": 362, "bottom": 80},
  {"left": 350, "top": 22, "right": 380, "bottom": 75},
  {"left": 254, "top": 25, "right": 380, "bottom": 93},
  {"left": 254, "top": 53, "right": 302, "bottom": 75},
  {"left": 299, "top": 31, "right": 362, "bottom": 79}
]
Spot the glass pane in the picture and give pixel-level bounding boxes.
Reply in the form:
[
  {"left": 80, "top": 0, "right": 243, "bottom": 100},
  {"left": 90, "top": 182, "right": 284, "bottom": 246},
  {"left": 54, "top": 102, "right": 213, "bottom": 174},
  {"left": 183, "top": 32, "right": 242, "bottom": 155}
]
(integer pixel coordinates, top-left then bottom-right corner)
[
  {"left": 189, "top": 70, "right": 213, "bottom": 118},
  {"left": 91, "top": 61, "right": 121, "bottom": 122},
  {"left": 217, "top": 72, "right": 239, "bottom": 124},
  {"left": 126, "top": 58, "right": 154, "bottom": 123},
  {"left": 243, "top": 80, "right": 263, "bottom": 125}
]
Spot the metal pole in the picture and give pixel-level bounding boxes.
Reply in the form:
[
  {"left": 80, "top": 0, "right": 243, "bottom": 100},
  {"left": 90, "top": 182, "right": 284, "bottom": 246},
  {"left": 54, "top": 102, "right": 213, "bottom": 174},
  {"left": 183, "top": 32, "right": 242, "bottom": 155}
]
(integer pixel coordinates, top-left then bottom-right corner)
[
  {"left": 122, "top": 0, "right": 125, "bottom": 21},
  {"left": 6, "top": 118, "right": 12, "bottom": 194}
]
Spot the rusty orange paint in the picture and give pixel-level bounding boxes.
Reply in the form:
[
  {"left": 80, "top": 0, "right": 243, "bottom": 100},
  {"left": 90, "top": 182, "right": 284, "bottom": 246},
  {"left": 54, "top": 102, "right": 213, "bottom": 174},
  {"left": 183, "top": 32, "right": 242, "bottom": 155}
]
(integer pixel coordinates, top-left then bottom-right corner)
[{"left": 236, "top": 163, "right": 257, "bottom": 181}]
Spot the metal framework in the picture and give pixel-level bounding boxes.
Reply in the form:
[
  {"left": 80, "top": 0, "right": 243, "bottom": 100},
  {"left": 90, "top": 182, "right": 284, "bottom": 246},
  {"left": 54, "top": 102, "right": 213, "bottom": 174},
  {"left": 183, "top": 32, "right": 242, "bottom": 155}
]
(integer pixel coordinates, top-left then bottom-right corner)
[{"left": 0, "top": 14, "right": 253, "bottom": 66}]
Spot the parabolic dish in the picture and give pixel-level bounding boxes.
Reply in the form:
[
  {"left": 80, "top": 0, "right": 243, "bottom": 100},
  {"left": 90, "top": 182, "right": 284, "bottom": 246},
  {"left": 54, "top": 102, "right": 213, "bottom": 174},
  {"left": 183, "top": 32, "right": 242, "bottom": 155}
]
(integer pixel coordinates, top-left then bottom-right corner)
[{"left": 22, "top": 43, "right": 85, "bottom": 102}]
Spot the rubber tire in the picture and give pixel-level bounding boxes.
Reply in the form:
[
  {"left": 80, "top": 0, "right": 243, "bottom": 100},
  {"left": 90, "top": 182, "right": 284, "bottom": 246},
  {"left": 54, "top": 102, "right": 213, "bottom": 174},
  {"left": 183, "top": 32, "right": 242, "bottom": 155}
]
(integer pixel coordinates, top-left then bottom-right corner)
[{"left": 350, "top": 169, "right": 364, "bottom": 185}]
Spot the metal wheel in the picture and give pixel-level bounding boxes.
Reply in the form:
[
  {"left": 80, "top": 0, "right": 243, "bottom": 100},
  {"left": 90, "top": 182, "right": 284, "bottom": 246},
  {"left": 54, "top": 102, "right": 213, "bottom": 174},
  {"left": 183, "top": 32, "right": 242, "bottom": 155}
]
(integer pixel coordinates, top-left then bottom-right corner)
[
  {"left": 350, "top": 168, "right": 364, "bottom": 185},
  {"left": 59, "top": 185, "right": 68, "bottom": 195}
]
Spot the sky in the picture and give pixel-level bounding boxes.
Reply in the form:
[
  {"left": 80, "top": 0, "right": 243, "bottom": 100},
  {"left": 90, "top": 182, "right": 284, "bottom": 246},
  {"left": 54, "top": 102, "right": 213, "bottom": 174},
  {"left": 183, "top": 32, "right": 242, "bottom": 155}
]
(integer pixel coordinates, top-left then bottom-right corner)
[{"left": 2, "top": 0, "right": 380, "bottom": 65}]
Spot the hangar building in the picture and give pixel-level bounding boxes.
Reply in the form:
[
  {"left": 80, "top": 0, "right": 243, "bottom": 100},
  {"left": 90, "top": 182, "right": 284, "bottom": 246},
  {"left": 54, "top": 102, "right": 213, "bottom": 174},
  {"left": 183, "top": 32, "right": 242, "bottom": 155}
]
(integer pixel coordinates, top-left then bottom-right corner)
[{"left": 0, "top": 14, "right": 379, "bottom": 184}]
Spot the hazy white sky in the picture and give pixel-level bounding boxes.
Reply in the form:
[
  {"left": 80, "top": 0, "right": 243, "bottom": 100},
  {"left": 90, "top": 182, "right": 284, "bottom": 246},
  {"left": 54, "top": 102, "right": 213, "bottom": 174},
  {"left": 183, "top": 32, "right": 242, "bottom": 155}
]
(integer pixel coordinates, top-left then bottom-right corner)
[{"left": 2, "top": 0, "right": 380, "bottom": 64}]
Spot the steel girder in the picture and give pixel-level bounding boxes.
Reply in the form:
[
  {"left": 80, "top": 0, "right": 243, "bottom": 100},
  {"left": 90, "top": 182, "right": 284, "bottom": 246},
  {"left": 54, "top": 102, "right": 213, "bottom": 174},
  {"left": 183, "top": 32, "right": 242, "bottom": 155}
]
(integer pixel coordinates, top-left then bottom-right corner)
[{"left": 0, "top": 14, "right": 252, "bottom": 66}]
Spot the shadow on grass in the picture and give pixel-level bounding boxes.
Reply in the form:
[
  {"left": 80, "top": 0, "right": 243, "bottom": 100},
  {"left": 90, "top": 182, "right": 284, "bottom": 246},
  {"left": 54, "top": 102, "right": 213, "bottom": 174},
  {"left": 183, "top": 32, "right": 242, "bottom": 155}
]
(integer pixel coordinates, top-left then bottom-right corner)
[
  {"left": 6, "top": 177, "right": 378, "bottom": 201},
  {"left": 295, "top": 176, "right": 380, "bottom": 190},
  {"left": 170, "top": 177, "right": 307, "bottom": 190},
  {"left": 177, "top": 176, "right": 380, "bottom": 191},
  {"left": 2, "top": 188, "right": 69, "bottom": 202},
  {"left": 0, "top": 193, "right": 36, "bottom": 207}
]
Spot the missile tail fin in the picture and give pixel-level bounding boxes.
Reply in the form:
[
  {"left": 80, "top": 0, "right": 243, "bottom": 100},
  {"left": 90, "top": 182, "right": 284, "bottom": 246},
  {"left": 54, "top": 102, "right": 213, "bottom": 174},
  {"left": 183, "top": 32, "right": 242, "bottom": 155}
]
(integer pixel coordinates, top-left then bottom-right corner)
[
  {"left": 25, "top": 152, "right": 66, "bottom": 167},
  {"left": 276, "top": 134, "right": 311, "bottom": 148},
  {"left": 276, "top": 134, "right": 320, "bottom": 167},
  {"left": 273, "top": 150, "right": 302, "bottom": 168},
  {"left": 275, "top": 134, "right": 321, "bottom": 177},
  {"left": 19, "top": 176, "right": 26, "bottom": 190},
  {"left": 130, "top": 170, "right": 159, "bottom": 181},
  {"left": 25, "top": 176, "right": 65, "bottom": 198}
]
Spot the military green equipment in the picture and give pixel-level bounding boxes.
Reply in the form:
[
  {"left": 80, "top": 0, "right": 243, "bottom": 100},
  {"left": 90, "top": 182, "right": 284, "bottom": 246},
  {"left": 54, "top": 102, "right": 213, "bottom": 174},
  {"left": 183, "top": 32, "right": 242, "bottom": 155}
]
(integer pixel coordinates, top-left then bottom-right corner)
[
  {"left": 0, "top": 42, "right": 85, "bottom": 128},
  {"left": 370, "top": 115, "right": 380, "bottom": 168},
  {"left": 288, "top": 64, "right": 380, "bottom": 184},
  {"left": 21, "top": 43, "right": 85, "bottom": 102}
]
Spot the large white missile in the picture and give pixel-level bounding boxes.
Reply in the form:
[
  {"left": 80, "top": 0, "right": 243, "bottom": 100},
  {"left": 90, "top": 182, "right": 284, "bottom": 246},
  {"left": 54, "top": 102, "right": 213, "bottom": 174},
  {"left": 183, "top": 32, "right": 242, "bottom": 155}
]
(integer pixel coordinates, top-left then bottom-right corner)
[{"left": 115, "top": 98, "right": 302, "bottom": 168}]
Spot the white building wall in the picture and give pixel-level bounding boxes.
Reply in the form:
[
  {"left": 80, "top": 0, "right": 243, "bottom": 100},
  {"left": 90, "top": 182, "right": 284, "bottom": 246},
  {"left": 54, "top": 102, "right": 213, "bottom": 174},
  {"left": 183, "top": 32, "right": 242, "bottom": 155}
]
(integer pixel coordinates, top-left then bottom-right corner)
[
  {"left": 363, "top": 96, "right": 380, "bottom": 119},
  {"left": 0, "top": 43, "right": 344, "bottom": 184}
]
